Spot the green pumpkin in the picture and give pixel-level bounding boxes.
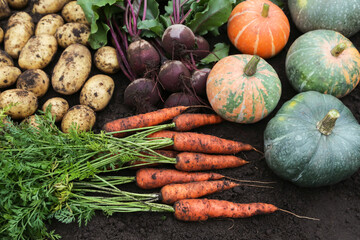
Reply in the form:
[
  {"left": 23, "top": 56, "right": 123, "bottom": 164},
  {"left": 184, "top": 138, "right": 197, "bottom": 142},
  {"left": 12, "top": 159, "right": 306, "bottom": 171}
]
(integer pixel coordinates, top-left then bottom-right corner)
[
  {"left": 288, "top": 0, "right": 360, "bottom": 37},
  {"left": 286, "top": 29, "right": 360, "bottom": 98},
  {"left": 264, "top": 91, "right": 360, "bottom": 187}
]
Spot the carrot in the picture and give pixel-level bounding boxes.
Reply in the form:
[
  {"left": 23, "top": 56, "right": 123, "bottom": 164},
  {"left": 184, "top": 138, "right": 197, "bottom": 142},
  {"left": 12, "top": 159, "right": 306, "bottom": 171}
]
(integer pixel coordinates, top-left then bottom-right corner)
[
  {"left": 173, "top": 132, "right": 254, "bottom": 154},
  {"left": 148, "top": 130, "right": 255, "bottom": 154},
  {"left": 174, "top": 199, "right": 277, "bottom": 221},
  {"left": 175, "top": 152, "right": 248, "bottom": 171},
  {"left": 147, "top": 130, "right": 177, "bottom": 139},
  {"left": 160, "top": 180, "right": 239, "bottom": 204},
  {"left": 103, "top": 106, "right": 189, "bottom": 137},
  {"left": 136, "top": 168, "right": 224, "bottom": 189},
  {"left": 173, "top": 199, "right": 320, "bottom": 221},
  {"left": 172, "top": 113, "right": 224, "bottom": 131}
]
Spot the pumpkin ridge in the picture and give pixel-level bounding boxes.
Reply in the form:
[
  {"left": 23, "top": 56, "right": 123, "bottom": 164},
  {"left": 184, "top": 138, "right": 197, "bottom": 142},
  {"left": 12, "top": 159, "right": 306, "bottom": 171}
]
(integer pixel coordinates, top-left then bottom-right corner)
[{"left": 233, "top": 18, "right": 258, "bottom": 47}]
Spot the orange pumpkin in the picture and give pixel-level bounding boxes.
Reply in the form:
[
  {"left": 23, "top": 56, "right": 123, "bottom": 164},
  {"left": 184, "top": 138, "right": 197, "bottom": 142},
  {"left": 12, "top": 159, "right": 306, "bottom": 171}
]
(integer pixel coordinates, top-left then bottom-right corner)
[{"left": 227, "top": 0, "right": 290, "bottom": 59}]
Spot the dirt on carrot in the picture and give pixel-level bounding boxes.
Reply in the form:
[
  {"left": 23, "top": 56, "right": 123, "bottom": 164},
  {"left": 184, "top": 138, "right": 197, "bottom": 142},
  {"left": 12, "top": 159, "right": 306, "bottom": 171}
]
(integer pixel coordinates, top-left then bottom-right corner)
[
  {"left": 136, "top": 168, "right": 225, "bottom": 189},
  {"left": 175, "top": 152, "right": 248, "bottom": 171},
  {"left": 103, "top": 106, "right": 189, "bottom": 137},
  {"left": 160, "top": 180, "right": 239, "bottom": 204},
  {"left": 172, "top": 113, "right": 224, "bottom": 131}
]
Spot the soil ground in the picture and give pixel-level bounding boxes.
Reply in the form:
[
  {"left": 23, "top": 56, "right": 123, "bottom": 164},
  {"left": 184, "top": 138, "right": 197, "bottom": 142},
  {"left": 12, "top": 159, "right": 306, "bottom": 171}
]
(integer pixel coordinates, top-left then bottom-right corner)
[{"left": 2, "top": 1, "right": 360, "bottom": 240}]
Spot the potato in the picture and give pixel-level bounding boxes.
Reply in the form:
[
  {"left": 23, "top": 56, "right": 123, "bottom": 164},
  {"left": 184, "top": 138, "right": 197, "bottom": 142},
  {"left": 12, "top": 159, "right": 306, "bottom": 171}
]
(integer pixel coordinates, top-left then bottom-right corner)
[
  {"left": 52, "top": 43, "right": 91, "bottom": 95},
  {"left": 61, "top": 105, "right": 96, "bottom": 133},
  {"left": 0, "top": 89, "right": 38, "bottom": 119},
  {"left": 42, "top": 97, "right": 69, "bottom": 122},
  {"left": 18, "top": 34, "right": 58, "bottom": 70},
  {"left": 80, "top": 74, "right": 115, "bottom": 111},
  {"left": 35, "top": 14, "right": 64, "bottom": 36},
  {"left": 0, "top": 0, "right": 11, "bottom": 19},
  {"left": 7, "top": 0, "right": 28, "bottom": 9},
  {"left": 21, "top": 115, "right": 40, "bottom": 129},
  {"left": 0, "top": 27, "right": 3, "bottom": 44},
  {"left": 0, "top": 50, "right": 14, "bottom": 67},
  {"left": 32, "top": 0, "right": 71, "bottom": 14},
  {"left": 4, "top": 12, "right": 34, "bottom": 59},
  {"left": 16, "top": 69, "right": 50, "bottom": 97},
  {"left": 55, "top": 22, "right": 90, "bottom": 48},
  {"left": 0, "top": 66, "right": 21, "bottom": 88},
  {"left": 61, "top": 1, "right": 89, "bottom": 24},
  {"left": 94, "top": 46, "right": 121, "bottom": 74}
]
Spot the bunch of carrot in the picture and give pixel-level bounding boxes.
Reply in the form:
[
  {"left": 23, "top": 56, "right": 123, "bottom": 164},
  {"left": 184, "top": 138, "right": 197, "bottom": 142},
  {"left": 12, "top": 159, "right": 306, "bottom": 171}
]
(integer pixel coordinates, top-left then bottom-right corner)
[{"left": 101, "top": 106, "right": 319, "bottom": 221}]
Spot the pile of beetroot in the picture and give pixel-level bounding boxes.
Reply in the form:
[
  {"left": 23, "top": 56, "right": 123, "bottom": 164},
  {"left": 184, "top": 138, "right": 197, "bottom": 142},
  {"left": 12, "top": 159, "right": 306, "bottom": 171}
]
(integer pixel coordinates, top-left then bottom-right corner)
[{"left": 83, "top": 0, "right": 231, "bottom": 113}]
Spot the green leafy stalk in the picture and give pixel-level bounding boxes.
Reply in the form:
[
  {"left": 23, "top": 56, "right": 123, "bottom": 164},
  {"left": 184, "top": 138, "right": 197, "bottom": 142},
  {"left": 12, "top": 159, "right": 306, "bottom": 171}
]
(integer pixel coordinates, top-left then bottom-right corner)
[{"left": 0, "top": 110, "right": 176, "bottom": 240}]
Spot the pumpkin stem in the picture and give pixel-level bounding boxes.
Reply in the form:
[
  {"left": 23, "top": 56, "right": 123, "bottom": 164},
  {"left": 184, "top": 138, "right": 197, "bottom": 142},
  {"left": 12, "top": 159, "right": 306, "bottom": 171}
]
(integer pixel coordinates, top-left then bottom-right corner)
[
  {"left": 316, "top": 109, "right": 340, "bottom": 135},
  {"left": 331, "top": 43, "right": 347, "bottom": 57},
  {"left": 244, "top": 55, "right": 260, "bottom": 76},
  {"left": 261, "top": 3, "right": 270, "bottom": 18}
]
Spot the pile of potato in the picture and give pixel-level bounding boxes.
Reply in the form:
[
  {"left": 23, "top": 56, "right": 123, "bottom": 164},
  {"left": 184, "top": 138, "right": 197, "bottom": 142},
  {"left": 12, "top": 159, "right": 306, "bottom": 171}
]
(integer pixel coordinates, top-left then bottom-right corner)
[{"left": 0, "top": 0, "right": 120, "bottom": 133}]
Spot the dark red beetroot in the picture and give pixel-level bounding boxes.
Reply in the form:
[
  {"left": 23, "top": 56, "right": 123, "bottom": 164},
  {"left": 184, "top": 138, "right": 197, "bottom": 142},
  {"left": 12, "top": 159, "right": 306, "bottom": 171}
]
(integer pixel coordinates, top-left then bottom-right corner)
[
  {"left": 124, "top": 78, "right": 161, "bottom": 113},
  {"left": 158, "top": 60, "right": 191, "bottom": 93},
  {"left": 190, "top": 68, "right": 211, "bottom": 97},
  {"left": 164, "top": 92, "right": 202, "bottom": 108},
  {"left": 194, "top": 35, "right": 210, "bottom": 60},
  {"left": 161, "top": 24, "right": 195, "bottom": 58},
  {"left": 127, "top": 39, "right": 160, "bottom": 77}
]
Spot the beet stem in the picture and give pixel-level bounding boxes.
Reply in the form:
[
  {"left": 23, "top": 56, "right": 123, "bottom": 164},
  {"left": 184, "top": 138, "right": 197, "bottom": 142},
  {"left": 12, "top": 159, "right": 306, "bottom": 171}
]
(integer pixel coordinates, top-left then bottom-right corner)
[{"left": 108, "top": 19, "right": 135, "bottom": 81}]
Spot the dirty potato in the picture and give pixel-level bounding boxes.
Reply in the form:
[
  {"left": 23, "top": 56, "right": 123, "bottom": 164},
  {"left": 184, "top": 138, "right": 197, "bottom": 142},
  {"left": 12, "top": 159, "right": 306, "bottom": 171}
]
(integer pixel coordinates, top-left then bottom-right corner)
[
  {"left": 16, "top": 69, "right": 50, "bottom": 97},
  {"left": 0, "top": 0, "right": 11, "bottom": 19},
  {"left": 55, "top": 22, "right": 90, "bottom": 48},
  {"left": 61, "top": 105, "right": 96, "bottom": 133},
  {"left": 0, "top": 66, "right": 21, "bottom": 88},
  {"left": 0, "top": 89, "right": 38, "bottom": 119},
  {"left": 35, "top": 14, "right": 64, "bottom": 36},
  {"left": 21, "top": 115, "right": 41, "bottom": 129},
  {"left": 18, "top": 34, "right": 58, "bottom": 70},
  {"left": 61, "top": 1, "right": 89, "bottom": 24},
  {"left": 0, "top": 50, "right": 14, "bottom": 67},
  {"left": 4, "top": 12, "right": 34, "bottom": 59},
  {"left": 52, "top": 43, "right": 91, "bottom": 95},
  {"left": 32, "top": 0, "right": 71, "bottom": 14},
  {"left": 7, "top": 0, "right": 28, "bottom": 9},
  {"left": 94, "top": 46, "right": 121, "bottom": 74},
  {"left": 80, "top": 74, "right": 115, "bottom": 111},
  {"left": 42, "top": 97, "right": 69, "bottom": 122}
]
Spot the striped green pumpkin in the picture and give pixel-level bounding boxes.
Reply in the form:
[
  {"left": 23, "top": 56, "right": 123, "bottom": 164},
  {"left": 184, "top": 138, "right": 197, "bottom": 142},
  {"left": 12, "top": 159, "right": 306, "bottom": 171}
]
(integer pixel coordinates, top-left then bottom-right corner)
[
  {"left": 286, "top": 29, "right": 360, "bottom": 98},
  {"left": 288, "top": 0, "right": 360, "bottom": 37},
  {"left": 264, "top": 91, "right": 360, "bottom": 187},
  {"left": 206, "top": 54, "right": 281, "bottom": 123}
]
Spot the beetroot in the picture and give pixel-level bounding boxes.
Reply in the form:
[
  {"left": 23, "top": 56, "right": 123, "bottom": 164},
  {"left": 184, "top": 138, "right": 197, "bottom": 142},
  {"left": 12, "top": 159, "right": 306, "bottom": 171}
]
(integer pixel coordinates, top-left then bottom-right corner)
[
  {"left": 194, "top": 35, "right": 210, "bottom": 60},
  {"left": 127, "top": 39, "right": 160, "bottom": 77},
  {"left": 164, "top": 92, "right": 202, "bottom": 108},
  {"left": 158, "top": 60, "right": 191, "bottom": 93},
  {"left": 190, "top": 68, "right": 211, "bottom": 97},
  {"left": 124, "top": 78, "right": 161, "bottom": 113},
  {"left": 161, "top": 24, "right": 195, "bottom": 58}
]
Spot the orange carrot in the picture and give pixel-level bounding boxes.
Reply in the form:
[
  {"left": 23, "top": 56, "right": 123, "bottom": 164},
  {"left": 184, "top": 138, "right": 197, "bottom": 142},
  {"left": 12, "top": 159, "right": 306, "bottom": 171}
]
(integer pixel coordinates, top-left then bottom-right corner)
[
  {"left": 147, "top": 130, "right": 177, "bottom": 139},
  {"left": 103, "top": 106, "right": 189, "bottom": 137},
  {"left": 175, "top": 152, "right": 248, "bottom": 171},
  {"left": 136, "top": 168, "right": 224, "bottom": 189},
  {"left": 174, "top": 199, "right": 320, "bottom": 221},
  {"left": 174, "top": 199, "right": 277, "bottom": 221},
  {"left": 173, "top": 132, "right": 254, "bottom": 154},
  {"left": 148, "top": 130, "right": 255, "bottom": 154},
  {"left": 160, "top": 180, "right": 239, "bottom": 204},
  {"left": 172, "top": 113, "right": 224, "bottom": 131}
]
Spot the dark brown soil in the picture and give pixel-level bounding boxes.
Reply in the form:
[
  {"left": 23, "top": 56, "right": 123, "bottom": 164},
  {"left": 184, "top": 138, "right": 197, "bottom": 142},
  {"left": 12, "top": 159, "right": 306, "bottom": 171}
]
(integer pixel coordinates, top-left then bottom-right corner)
[{"left": 2, "top": 2, "right": 360, "bottom": 240}]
